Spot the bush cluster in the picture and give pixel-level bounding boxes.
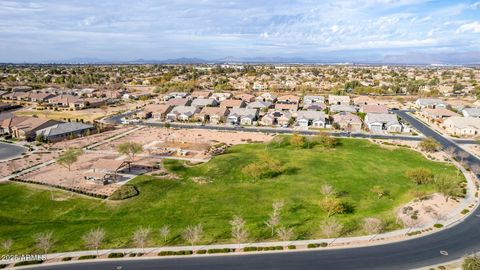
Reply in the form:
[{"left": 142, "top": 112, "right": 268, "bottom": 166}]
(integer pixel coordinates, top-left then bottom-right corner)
[
  {"left": 13, "top": 260, "right": 44, "bottom": 267},
  {"left": 207, "top": 248, "right": 235, "bottom": 254},
  {"left": 108, "top": 253, "right": 125, "bottom": 258},
  {"left": 62, "top": 257, "right": 72, "bottom": 261},
  {"left": 109, "top": 185, "right": 139, "bottom": 200},
  {"left": 158, "top": 250, "right": 193, "bottom": 256},
  {"left": 78, "top": 255, "right": 97, "bottom": 260},
  {"left": 10, "top": 178, "right": 107, "bottom": 199}
]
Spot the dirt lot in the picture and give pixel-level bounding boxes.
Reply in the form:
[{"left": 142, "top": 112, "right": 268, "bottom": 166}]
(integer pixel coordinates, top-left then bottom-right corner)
[
  {"left": 96, "top": 127, "right": 274, "bottom": 152},
  {"left": 0, "top": 151, "right": 58, "bottom": 178},
  {"left": 18, "top": 152, "right": 124, "bottom": 197},
  {"left": 52, "top": 126, "right": 136, "bottom": 149}
]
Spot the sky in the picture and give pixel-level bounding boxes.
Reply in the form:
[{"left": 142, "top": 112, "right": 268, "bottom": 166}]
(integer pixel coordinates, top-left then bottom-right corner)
[{"left": 0, "top": 0, "right": 480, "bottom": 63}]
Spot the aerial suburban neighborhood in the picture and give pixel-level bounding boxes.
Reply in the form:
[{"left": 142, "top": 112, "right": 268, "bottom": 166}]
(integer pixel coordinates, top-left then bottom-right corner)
[{"left": 1, "top": 1, "right": 480, "bottom": 270}]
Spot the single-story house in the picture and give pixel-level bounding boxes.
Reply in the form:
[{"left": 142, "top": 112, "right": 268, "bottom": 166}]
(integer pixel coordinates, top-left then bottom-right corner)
[
  {"left": 274, "top": 103, "right": 298, "bottom": 112},
  {"left": 1, "top": 116, "right": 59, "bottom": 140},
  {"left": 246, "top": 101, "right": 272, "bottom": 110},
  {"left": 277, "top": 95, "right": 300, "bottom": 105},
  {"left": 330, "top": 104, "right": 357, "bottom": 113},
  {"left": 303, "top": 103, "right": 327, "bottom": 111},
  {"left": 166, "top": 98, "right": 192, "bottom": 107},
  {"left": 227, "top": 108, "right": 258, "bottom": 125},
  {"left": 360, "top": 104, "right": 389, "bottom": 114},
  {"left": 220, "top": 99, "right": 245, "bottom": 109},
  {"left": 260, "top": 110, "right": 292, "bottom": 126},
  {"left": 353, "top": 96, "right": 377, "bottom": 106},
  {"left": 443, "top": 117, "right": 480, "bottom": 136},
  {"left": 296, "top": 110, "right": 326, "bottom": 128},
  {"left": 234, "top": 93, "right": 255, "bottom": 102},
  {"left": 196, "top": 107, "right": 229, "bottom": 124},
  {"left": 36, "top": 122, "right": 94, "bottom": 142},
  {"left": 420, "top": 108, "right": 459, "bottom": 120},
  {"left": 48, "top": 94, "right": 80, "bottom": 107},
  {"left": 140, "top": 104, "right": 173, "bottom": 120},
  {"left": 190, "top": 98, "right": 218, "bottom": 108},
  {"left": 211, "top": 92, "right": 232, "bottom": 101},
  {"left": 332, "top": 112, "right": 362, "bottom": 132},
  {"left": 30, "top": 92, "right": 55, "bottom": 102},
  {"left": 364, "top": 113, "right": 402, "bottom": 132},
  {"left": 162, "top": 92, "right": 189, "bottom": 101},
  {"left": 166, "top": 106, "right": 200, "bottom": 121},
  {"left": 255, "top": 93, "right": 277, "bottom": 103},
  {"left": 415, "top": 98, "right": 446, "bottom": 109},
  {"left": 462, "top": 108, "right": 480, "bottom": 118},
  {"left": 328, "top": 95, "right": 350, "bottom": 105},
  {"left": 190, "top": 90, "right": 212, "bottom": 99},
  {"left": 303, "top": 95, "right": 325, "bottom": 104}
]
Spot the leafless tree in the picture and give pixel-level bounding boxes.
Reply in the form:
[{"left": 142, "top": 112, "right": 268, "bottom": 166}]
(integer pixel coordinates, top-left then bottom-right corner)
[
  {"left": 320, "top": 184, "right": 335, "bottom": 197},
  {"left": 459, "top": 151, "right": 469, "bottom": 163},
  {"left": 1, "top": 239, "right": 13, "bottom": 253},
  {"left": 230, "top": 215, "right": 248, "bottom": 244},
  {"left": 265, "top": 213, "right": 280, "bottom": 236},
  {"left": 159, "top": 225, "right": 170, "bottom": 244},
  {"left": 182, "top": 225, "right": 203, "bottom": 247},
  {"left": 276, "top": 227, "right": 294, "bottom": 242},
  {"left": 34, "top": 232, "right": 54, "bottom": 255},
  {"left": 471, "top": 164, "right": 480, "bottom": 176},
  {"left": 82, "top": 228, "right": 105, "bottom": 255},
  {"left": 321, "top": 218, "right": 343, "bottom": 238},
  {"left": 272, "top": 200, "right": 284, "bottom": 215},
  {"left": 132, "top": 227, "right": 151, "bottom": 252},
  {"left": 362, "top": 218, "right": 384, "bottom": 234},
  {"left": 445, "top": 147, "right": 456, "bottom": 159}
]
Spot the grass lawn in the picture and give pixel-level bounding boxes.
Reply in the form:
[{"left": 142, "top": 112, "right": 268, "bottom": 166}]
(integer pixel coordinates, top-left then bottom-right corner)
[
  {"left": 13, "top": 109, "right": 104, "bottom": 123},
  {"left": 0, "top": 138, "right": 461, "bottom": 254}
]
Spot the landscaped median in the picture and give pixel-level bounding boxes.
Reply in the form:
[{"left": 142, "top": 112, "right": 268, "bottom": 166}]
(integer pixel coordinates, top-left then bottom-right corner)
[{"left": 1, "top": 136, "right": 479, "bottom": 268}]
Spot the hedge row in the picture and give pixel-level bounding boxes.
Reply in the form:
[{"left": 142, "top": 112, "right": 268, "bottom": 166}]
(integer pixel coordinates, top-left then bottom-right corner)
[
  {"left": 108, "top": 253, "right": 125, "bottom": 258},
  {"left": 78, "top": 255, "right": 97, "bottom": 260},
  {"left": 129, "top": 253, "right": 144, "bottom": 257},
  {"left": 307, "top": 243, "right": 328, "bottom": 248},
  {"left": 207, "top": 248, "right": 235, "bottom": 254},
  {"left": 62, "top": 257, "right": 72, "bottom": 261},
  {"left": 10, "top": 178, "right": 108, "bottom": 199},
  {"left": 244, "top": 246, "right": 283, "bottom": 252},
  {"left": 13, "top": 260, "right": 44, "bottom": 267},
  {"left": 158, "top": 250, "right": 193, "bottom": 256}
]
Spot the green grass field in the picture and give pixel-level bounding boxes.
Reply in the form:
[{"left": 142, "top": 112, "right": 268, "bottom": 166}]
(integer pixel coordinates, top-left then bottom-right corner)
[{"left": 0, "top": 138, "right": 461, "bottom": 254}]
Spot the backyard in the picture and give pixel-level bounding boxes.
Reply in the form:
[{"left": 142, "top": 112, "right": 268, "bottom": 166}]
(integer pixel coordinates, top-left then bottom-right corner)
[{"left": 0, "top": 138, "right": 462, "bottom": 254}]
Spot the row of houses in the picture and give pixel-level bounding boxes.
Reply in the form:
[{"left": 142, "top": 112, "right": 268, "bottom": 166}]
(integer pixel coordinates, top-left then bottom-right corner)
[
  {"left": 0, "top": 116, "right": 94, "bottom": 141},
  {"left": 0, "top": 91, "right": 108, "bottom": 110}
]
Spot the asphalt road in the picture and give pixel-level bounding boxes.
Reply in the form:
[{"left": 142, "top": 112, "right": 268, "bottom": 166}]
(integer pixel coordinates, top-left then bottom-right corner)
[
  {"left": 0, "top": 142, "right": 26, "bottom": 160},
  {"left": 30, "top": 110, "right": 480, "bottom": 269}
]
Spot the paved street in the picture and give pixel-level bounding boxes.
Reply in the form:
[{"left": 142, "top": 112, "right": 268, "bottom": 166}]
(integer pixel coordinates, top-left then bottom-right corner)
[{"left": 0, "top": 141, "right": 26, "bottom": 160}]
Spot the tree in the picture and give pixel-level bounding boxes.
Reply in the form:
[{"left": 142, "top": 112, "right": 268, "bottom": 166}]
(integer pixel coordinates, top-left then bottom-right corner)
[
  {"left": 321, "top": 218, "right": 343, "bottom": 238},
  {"left": 362, "top": 218, "right": 384, "bottom": 234},
  {"left": 320, "top": 184, "right": 335, "bottom": 197},
  {"left": 434, "top": 174, "right": 463, "bottom": 202},
  {"left": 276, "top": 227, "right": 294, "bottom": 241},
  {"left": 1, "top": 239, "right": 13, "bottom": 253},
  {"left": 418, "top": 137, "right": 440, "bottom": 152},
  {"left": 230, "top": 215, "right": 248, "bottom": 244},
  {"left": 445, "top": 147, "right": 456, "bottom": 159},
  {"left": 316, "top": 132, "right": 339, "bottom": 148},
  {"left": 182, "top": 225, "right": 203, "bottom": 247},
  {"left": 82, "top": 228, "right": 105, "bottom": 255},
  {"left": 289, "top": 133, "right": 305, "bottom": 148},
  {"left": 159, "top": 225, "right": 170, "bottom": 243},
  {"left": 34, "top": 232, "right": 54, "bottom": 255},
  {"left": 132, "top": 227, "right": 151, "bottom": 252},
  {"left": 265, "top": 212, "right": 280, "bottom": 236},
  {"left": 57, "top": 148, "right": 83, "bottom": 171},
  {"left": 405, "top": 168, "right": 434, "bottom": 185},
  {"left": 320, "top": 197, "right": 345, "bottom": 217},
  {"left": 462, "top": 255, "right": 480, "bottom": 270},
  {"left": 117, "top": 142, "right": 143, "bottom": 162},
  {"left": 458, "top": 151, "right": 469, "bottom": 163}
]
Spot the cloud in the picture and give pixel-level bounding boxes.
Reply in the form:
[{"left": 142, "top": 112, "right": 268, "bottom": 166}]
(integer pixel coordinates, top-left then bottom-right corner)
[{"left": 456, "top": 21, "right": 480, "bottom": 33}]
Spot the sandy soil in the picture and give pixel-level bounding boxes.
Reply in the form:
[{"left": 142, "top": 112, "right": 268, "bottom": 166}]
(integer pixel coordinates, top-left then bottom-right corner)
[
  {"left": 397, "top": 193, "right": 460, "bottom": 227},
  {"left": 372, "top": 139, "right": 448, "bottom": 162},
  {"left": 52, "top": 126, "right": 135, "bottom": 149},
  {"left": 0, "top": 151, "right": 58, "bottom": 178}
]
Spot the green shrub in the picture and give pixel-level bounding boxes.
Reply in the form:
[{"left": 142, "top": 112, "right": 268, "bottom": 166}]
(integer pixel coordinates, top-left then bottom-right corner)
[
  {"left": 62, "top": 257, "right": 72, "bottom": 261},
  {"left": 14, "top": 260, "right": 44, "bottom": 267},
  {"left": 319, "top": 242, "right": 328, "bottom": 247},
  {"left": 463, "top": 255, "right": 480, "bottom": 270},
  {"left": 207, "top": 248, "right": 234, "bottom": 254},
  {"left": 307, "top": 243, "right": 320, "bottom": 248},
  {"left": 288, "top": 245, "right": 296, "bottom": 250},
  {"left": 78, "top": 255, "right": 97, "bottom": 260},
  {"left": 196, "top": 250, "right": 207, "bottom": 254},
  {"left": 433, "top": 223, "right": 443, "bottom": 229},
  {"left": 109, "top": 185, "right": 139, "bottom": 200},
  {"left": 461, "top": 209, "right": 470, "bottom": 215},
  {"left": 159, "top": 251, "right": 174, "bottom": 256},
  {"left": 244, "top": 247, "right": 258, "bottom": 252},
  {"left": 108, "top": 253, "right": 125, "bottom": 258},
  {"left": 0, "top": 264, "right": 7, "bottom": 269}
]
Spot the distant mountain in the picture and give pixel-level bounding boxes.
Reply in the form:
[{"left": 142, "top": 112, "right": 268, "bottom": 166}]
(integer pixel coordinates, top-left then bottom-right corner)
[{"left": 382, "top": 52, "right": 480, "bottom": 65}]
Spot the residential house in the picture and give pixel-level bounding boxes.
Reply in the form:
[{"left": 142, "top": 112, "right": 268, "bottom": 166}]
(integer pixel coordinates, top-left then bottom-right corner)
[
  {"left": 166, "top": 106, "right": 200, "bottom": 121},
  {"left": 443, "top": 117, "right": 480, "bottom": 136},
  {"left": 139, "top": 104, "right": 172, "bottom": 120},
  {"left": 234, "top": 93, "right": 255, "bottom": 102},
  {"left": 255, "top": 93, "right": 277, "bottom": 103},
  {"left": 190, "top": 98, "right": 218, "bottom": 108},
  {"left": 163, "top": 92, "right": 189, "bottom": 101},
  {"left": 196, "top": 107, "right": 229, "bottom": 124},
  {"left": 303, "top": 95, "right": 325, "bottom": 104},
  {"left": 328, "top": 95, "right": 350, "bottom": 105},
  {"left": 275, "top": 103, "right": 298, "bottom": 112},
  {"left": 48, "top": 95, "right": 80, "bottom": 107},
  {"left": 166, "top": 98, "right": 192, "bottom": 107},
  {"left": 277, "top": 95, "right": 300, "bottom": 105},
  {"left": 190, "top": 90, "right": 212, "bottom": 99},
  {"left": 332, "top": 112, "right": 362, "bottom": 132},
  {"left": 462, "top": 108, "right": 480, "bottom": 118},
  {"left": 1, "top": 116, "right": 59, "bottom": 140},
  {"left": 246, "top": 101, "right": 272, "bottom": 110},
  {"left": 211, "top": 92, "right": 232, "bottom": 102},
  {"left": 260, "top": 110, "right": 292, "bottom": 126},
  {"left": 446, "top": 100, "right": 471, "bottom": 112},
  {"left": 360, "top": 104, "right": 389, "bottom": 114},
  {"left": 364, "top": 113, "right": 402, "bottom": 132},
  {"left": 36, "top": 122, "right": 94, "bottom": 142},
  {"left": 420, "top": 108, "right": 459, "bottom": 121},
  {"left": 296, "top": 110, "right": 326, "bottom": 128},
  {"left": 353, "top": 96, "right": 378, "bottom": 106},
  {"left": 330, "top": 104, "right": 357, "bottom": 113},
  {"left": 415, "top": 98, "right": 446, "bottom": 109},
  {"left": 220, "top": 99, "right": 245, "bottom": 109},
  {"left": 303, "top": 103, "right": 327, "bottom": 111},
  {"left": 30, "top": 92, "right": 55, "bottom": 103},
  {"left": 227, "top": 108, "right": 258, "bottom": 125}
]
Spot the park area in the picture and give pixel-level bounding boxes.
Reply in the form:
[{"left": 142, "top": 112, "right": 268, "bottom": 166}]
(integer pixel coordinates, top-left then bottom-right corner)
[{"left": 0, "top": 137, "right": 464, "bottom": 254}]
